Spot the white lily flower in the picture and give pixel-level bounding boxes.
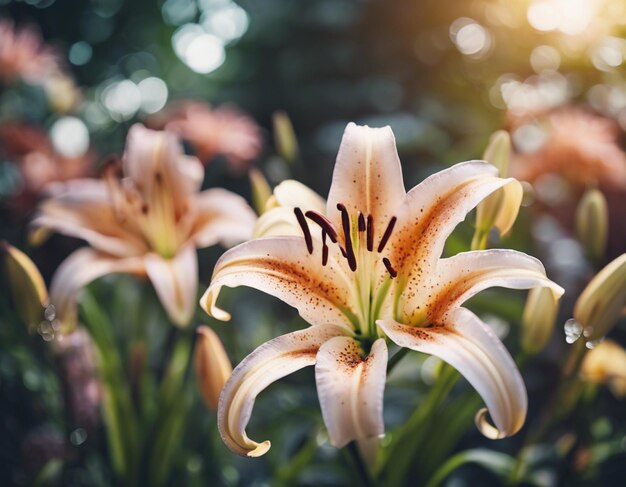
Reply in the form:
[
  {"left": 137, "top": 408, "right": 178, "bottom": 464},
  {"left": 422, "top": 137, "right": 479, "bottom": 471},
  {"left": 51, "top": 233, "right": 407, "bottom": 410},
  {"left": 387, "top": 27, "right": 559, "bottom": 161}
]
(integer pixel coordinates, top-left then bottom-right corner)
[
  {"left": 33, "top": 124, "right": 257, "bottom": 329},
  {"left": 201, "top": 123, "right": 564, "bottom": 457}
]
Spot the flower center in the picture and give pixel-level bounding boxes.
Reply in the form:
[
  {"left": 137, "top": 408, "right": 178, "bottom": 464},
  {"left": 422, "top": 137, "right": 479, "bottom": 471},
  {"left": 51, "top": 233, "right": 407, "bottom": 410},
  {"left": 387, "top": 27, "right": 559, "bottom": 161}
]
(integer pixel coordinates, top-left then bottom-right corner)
[{"left": 294, "top": 205, "right": 398, "bottom": 337}]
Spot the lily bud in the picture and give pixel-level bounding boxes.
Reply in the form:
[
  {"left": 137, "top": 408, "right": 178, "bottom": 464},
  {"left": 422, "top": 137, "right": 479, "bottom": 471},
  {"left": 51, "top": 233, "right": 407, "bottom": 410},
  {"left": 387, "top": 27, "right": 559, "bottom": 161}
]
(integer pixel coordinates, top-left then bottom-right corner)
[
  {"left": 521, "top": 286, "right": 560, "bottom": 355},
  {"left": 249, "top": 168, "right": 273, "bottom": 215},
  {"left": 574, "top": 253, "right": 626, "bottom": 341},
  {"left": 194, "top": 326, "right": 232, "bottom": 411},
  {"left": 2, "top": 241, "right": 49, "bottom": 331},
  {"left": 580, "top": 339, "right": 626, "bottom": 397},
  {"left": 472, "top": 131, "right": 522, "bottom": 250},
  {"left": 575, "top": 188, "right": 608, "bottom": 263},
  {"left": 272, "top": 111, "right": 299, "bottom": 163}
]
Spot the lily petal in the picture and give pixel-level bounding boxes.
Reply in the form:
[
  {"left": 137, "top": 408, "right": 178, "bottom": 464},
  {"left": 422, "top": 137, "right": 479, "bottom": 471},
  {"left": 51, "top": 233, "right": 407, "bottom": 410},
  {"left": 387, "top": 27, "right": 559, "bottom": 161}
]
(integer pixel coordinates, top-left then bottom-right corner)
[
  {"left": 32, "top": 179, "right": 147, "bottom": 257},
  {"left": 273, "top": 180, "right": 326, "bottom": 213},
  {"left": 389, "top": 161, "right": 522, "bottom": 287},
  {"left": 144, "top": 244, "right": 198, "bottom": 327},
  {"left": 191, "top": 188, "right": 257, "bottom": 248},
  {"left": 403, "top": 249, "right": 564, "bottom": 324},
  {"left": 326, "top": 123, "right": 405, "bottom": 240},
  {"left": 201, "top": 236, "right": 357, "bottom": 330},
  {"left": 254, "top": 207, "right": 302, "bottom": 238},
  {"left": 218, "top": 324, "right": 347, "bottom": 456},
  {"left": 379, "top": 307, "right": 527, "bottom": 439},
  {"left": 50, "top": 248, "right": 145, "bottom": 330},
  {"left": 315, "top": 336, "right": 387, "bottom": 448}
]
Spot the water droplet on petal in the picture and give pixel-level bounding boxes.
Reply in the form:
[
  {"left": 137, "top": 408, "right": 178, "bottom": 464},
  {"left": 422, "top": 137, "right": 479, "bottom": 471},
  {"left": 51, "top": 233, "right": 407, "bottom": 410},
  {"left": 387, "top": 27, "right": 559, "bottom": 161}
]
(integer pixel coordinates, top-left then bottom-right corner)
[
  {"left": 44, "top": 304, "right": 56, "bottom": 321},
  {"left": 564, "top": 318, "right": 583, "bottom": 344}
]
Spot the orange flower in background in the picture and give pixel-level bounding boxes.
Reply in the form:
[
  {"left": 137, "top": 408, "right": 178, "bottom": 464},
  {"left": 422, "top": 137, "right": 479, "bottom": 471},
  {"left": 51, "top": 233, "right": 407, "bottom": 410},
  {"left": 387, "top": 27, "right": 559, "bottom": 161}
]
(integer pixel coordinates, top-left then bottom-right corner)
[
  {"left": 151, "top": 101, "right": 262, "bottom": 173},
  {"left": 509, "top": 107, "right": 626, "bottom": 191},
  {"left": 32, "top": 124, "right": 257, "bottom": 329},
  {"left": 0, "top": 20, "right": 60, "bottom": 84}
]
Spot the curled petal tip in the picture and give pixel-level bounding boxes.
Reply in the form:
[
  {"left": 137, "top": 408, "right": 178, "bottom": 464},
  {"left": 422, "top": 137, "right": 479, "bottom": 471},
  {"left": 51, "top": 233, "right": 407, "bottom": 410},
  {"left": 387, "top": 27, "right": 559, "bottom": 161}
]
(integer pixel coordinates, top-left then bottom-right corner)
[
  {"left": 200, "top": 287, "right": 231, "bottom": 321},
  {"left": 475, "top": 407, "right": 522, "bottom": 440},
  {"left": 247, "top": 440, "right": 271, "bottom": 457}
]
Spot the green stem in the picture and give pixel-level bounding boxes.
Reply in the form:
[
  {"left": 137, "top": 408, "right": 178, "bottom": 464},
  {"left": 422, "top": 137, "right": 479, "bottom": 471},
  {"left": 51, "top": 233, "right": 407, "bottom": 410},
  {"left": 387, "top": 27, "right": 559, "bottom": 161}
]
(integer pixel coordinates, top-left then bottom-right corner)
[
  {"left": 344, "top": 442, "right": 376, "bottom": 487},
  {"left": 386, "top": 347, "right": 409, "bottom": 374}
]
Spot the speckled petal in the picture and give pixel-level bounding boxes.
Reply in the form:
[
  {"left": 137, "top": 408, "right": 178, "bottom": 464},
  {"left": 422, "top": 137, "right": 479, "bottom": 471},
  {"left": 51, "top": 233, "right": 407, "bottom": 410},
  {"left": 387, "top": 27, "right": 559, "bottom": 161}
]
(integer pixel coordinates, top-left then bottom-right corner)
[
  {"left": 218, "top": 324, "right": 347, "bottom": 457},
  {"left": 378, "top": 307, "right": 527, "bottom": 439},
  {"left": 315, "top": 336, "right": 387, "bottom": 448},
  {"left": 403, "top": 249, "right": 564, "bottom": 325},
  {"left": 200, "top": 236, "right": 357, "bottom": 330},
  {"left": 326, "top": 123, "right": 406, "bottom": 243}
]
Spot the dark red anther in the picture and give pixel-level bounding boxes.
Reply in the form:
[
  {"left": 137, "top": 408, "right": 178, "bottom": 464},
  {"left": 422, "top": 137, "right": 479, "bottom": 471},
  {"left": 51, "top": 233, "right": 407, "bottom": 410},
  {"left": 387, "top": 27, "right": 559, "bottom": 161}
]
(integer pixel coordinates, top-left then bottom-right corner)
[
  {"left": 337, "top": 203, "right": 357, "bottom": 271},
  {"left": 377, "top": 216, "right": 397, "bottom": 253},
  {"left": 383, "top": 257, "right": 397, "bottom": 278},
  {"left": 294, "top": 207, "right": 313, "bottom": 254},
  {"left": 358, "top": 212, "right": 366, "bottom": 231},
  {"left": 305, "top": 210, "right": 338, "bottom": 243},
  {"left": 366, "top": 215, "right": 374, "bottom": 251},
  {"left": 322, "top": 230, "right": 329, "bottom": 266}
]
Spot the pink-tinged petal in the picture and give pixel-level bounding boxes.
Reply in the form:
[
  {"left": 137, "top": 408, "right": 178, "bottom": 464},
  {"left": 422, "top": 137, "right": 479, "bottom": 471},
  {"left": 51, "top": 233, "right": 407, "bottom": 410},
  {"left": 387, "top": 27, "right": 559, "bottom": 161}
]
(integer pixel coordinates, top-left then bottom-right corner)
[
  {"left": 200, "top": 236, "right": 357, "bottom": 330},
  {"left": 403, "top": 249, "right": 564, "bottom": 325},
  {"left": 218, "top": 324, "right": 347, "bottom": 456},
  {"left": 379, "top": 308, "right": 527, "bottom": 439},
  {"left": 32, "top": 179, "right": 147, "bottom": 257},
  {"left": 123, "top": 124, "right": 203, "bottom": 206},
  {"left": 144, "top": 244, "right": 198, "bottom": 327},
  {"left": 326, "top": 123, "right": 406, "bottom": 241},
  {"left": 389, "top": 161, "right": 521, "bottom": 286},
  {"left": 191, "top": 188, "right": 256, "bottom": 248},
  {"left": 50, "top": 248, "right": 145, "bottom": 330},
  {"left": 273, "top": 180, "right": 326, "bottom": 213},
  {"left": 315, "top": 337, "right": 387, "bottom": 448}
]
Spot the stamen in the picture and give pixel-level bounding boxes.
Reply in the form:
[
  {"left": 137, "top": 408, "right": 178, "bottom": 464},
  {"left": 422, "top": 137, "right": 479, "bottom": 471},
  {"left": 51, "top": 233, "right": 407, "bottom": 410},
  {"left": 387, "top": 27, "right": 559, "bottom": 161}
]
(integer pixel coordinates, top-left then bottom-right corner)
[
  {"left": 322, "top": 230, "right": 329, "bottom": 266},
  {"left": 294, "top": 207, "right": 313, "bottom": 254},
  {"left": 383, "top": 258, "right": 397, "bottom": 278},
  {"left": 366, "top": 215, "right": 374, "bottom": 251},
  {"left": 305, "top": 210, "right": 338, "bottom": 243},
  {"left": 377, "top": 216, "right": 397, "bottom": 253},
  {"left": 358, "top": 212, "right": 366, "bottom": 231},
  {"left": 337, "top": 203, "right": 357, "bottom": 271}
]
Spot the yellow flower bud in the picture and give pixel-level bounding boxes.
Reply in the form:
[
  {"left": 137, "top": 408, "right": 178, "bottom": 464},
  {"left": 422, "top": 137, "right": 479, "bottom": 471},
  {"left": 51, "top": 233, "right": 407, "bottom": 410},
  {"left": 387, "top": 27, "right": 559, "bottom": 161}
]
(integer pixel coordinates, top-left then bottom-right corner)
[
  {"left": 575, "top": 188, "right": 608, "bottom": 263},
  {"left": 272, "top": 111, "right": 299, "bottom": 163},
  {"left": 574, "top": 253, "right": 626, "bottom": 341},
  {"left": 521, "top": 286, "right": 560, "bottom": 355},
  {"left": 249, "top": 168, "right": 273, "bottom": 216},
  {"left": 2, "top": 241, "right": 49, "bottom": 332},
  {"left": 472, "top": 131, "right": 522, "bottom": 250},
  {"left": 194, "top": 326, "right": 232, "bottom": 411},
  {"left": 580, "top": 339, "right": 626, "bottom": 397}
]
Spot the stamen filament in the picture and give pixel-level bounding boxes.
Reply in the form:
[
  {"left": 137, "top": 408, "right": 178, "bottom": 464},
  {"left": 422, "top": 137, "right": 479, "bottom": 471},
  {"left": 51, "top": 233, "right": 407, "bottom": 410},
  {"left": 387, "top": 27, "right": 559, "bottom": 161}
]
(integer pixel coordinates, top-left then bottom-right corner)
[
  {"left": 305, "top": 210, "right": 338, "bottom": 242},
  {"left": 293, "top": 207, "right": 313, "bottom": 254},
  {"left": 337, "top": 203, "right": 357, "bottom": 271},
  {"left": 377, "top": 216, "right": 397, "bottom": 253}
]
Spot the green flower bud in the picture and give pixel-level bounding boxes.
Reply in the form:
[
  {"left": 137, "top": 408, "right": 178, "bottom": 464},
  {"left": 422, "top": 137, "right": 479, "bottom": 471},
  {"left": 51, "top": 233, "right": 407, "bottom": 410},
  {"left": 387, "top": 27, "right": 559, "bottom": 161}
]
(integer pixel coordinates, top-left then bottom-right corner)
[
  {"left": 575, "top": 188, "right": 608, "bottom": 263},
  {"left": 521, "top": 287, "right": 559, "bottom": 355}
]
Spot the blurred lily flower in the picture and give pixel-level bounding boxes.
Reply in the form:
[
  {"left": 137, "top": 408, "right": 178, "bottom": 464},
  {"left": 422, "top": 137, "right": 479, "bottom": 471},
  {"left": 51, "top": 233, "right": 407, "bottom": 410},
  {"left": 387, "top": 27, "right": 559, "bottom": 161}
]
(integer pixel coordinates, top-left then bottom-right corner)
[
  {"left": 151, "top": 101, "right": 262, "bottom": 174},
  {"left": 272, "top": 111, "right": 299, "bottom": 163},
  {"left": 472, "top": 130, "right": 522, "bottom": 250},
  {"left": 33, "top": 124, "right": 256, "bottom": 329},
  {"left": 575, "top": 188, "right": 608, "bottom": 263},
  {"left": 2, "top": 241, "right": 49, "bottom": 331},
  {"left": 194, "top": 326, "right": 232, "bottom": 411},
  {"left": 580, "top": 339, "right": 626, "bottom": 397},
  {"left": 248, "top": 168, "right": 272, "bottom": 215},
  {"left": 0, "top": 20, "right": 60, "bottom": 84},
  {"left": 510, "top": 108, "right": 626, "bottom": 191},
  {"left": 574, "top": 253, "right": 626, "bottom": 341},
  {"left": 201, "top": 123, "right": 563, "bottom": 456},
  {"left": 521, "top": 286, "right": 560, "bottom": 355}
]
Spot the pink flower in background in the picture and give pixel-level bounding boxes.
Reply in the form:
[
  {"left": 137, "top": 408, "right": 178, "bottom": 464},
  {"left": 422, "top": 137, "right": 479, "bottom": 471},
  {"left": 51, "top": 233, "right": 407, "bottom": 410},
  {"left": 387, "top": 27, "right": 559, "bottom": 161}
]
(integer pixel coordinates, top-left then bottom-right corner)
[
  {"left": 510, "top": 108, "right": 626, "bottom": 190},
  {"left": 0, "top": 20, "right": 60, "bottom": 83},
  {"left": 0, "top": 123, "right": 93, "bottom": 194},
  {"left": 152, "top": 101, "right": 262, "bottom": 173}
]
